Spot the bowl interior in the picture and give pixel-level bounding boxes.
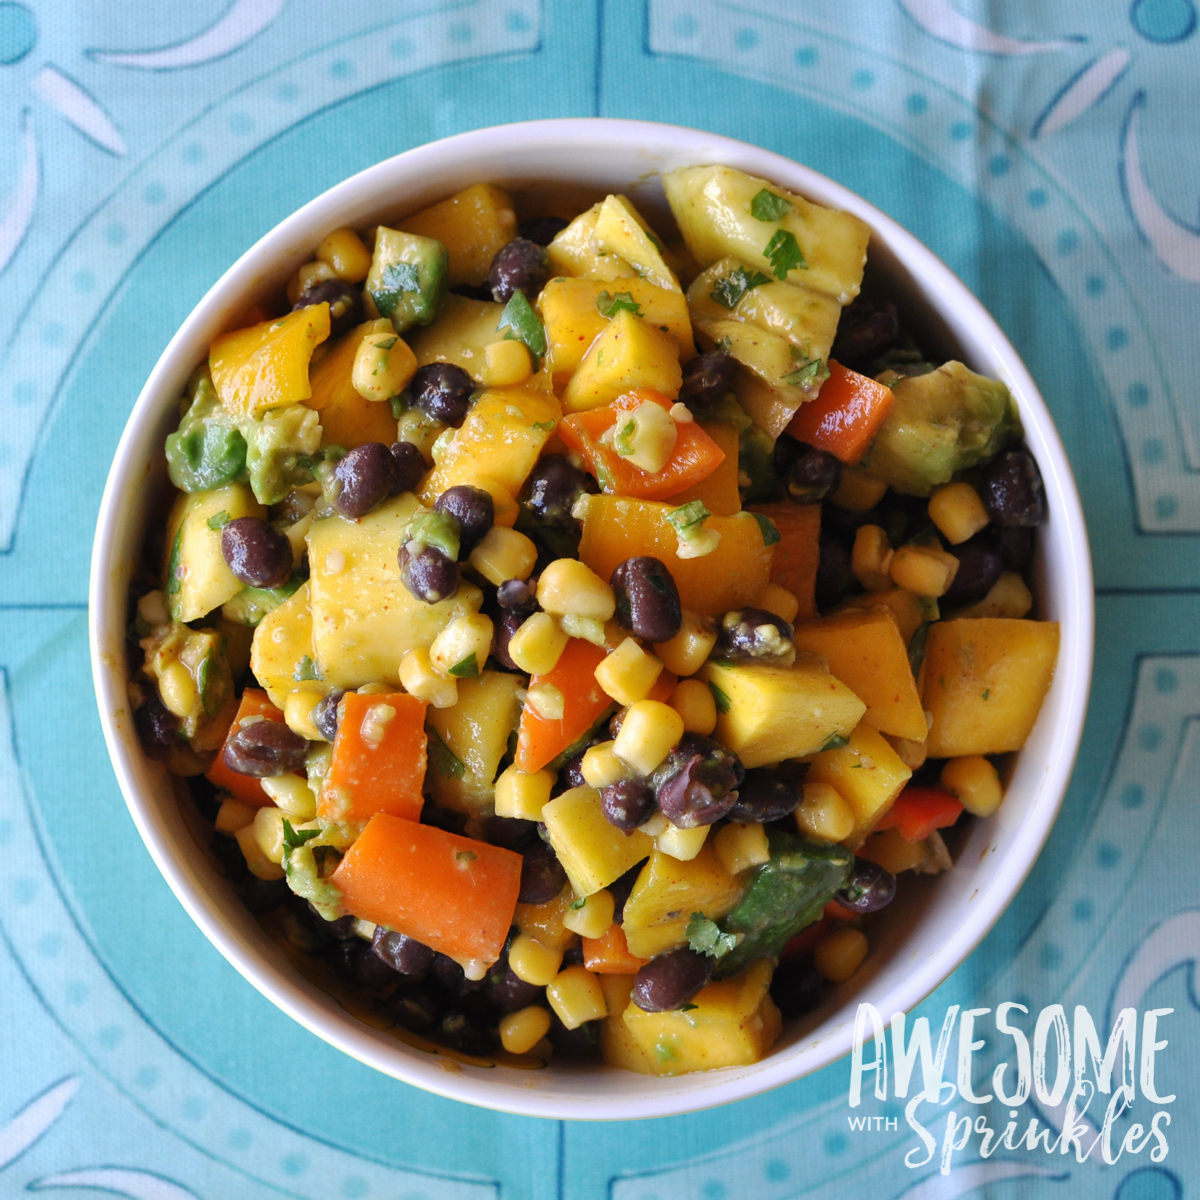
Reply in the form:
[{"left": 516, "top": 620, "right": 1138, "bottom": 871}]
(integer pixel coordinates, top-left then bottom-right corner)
[{"left": 90, "top": 119, "right": 1093, "bottom": 1119}]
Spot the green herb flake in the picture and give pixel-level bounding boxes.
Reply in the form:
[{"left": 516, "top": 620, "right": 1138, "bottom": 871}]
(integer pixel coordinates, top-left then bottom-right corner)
[
  {"left": 763, "top": 228, "right": 806, "bottom": 279},
  {"left": 781, "top": 358, "right": 828, "bottom": 389},
  {"left": 596, "top": 290, "right": 643, "bottom": 319},
  {"left": 293, "top": 655, "right": 320, "bottom": 682},
  {"left": 373, "top": 261, "right": 421, "bottom": 317},
  {"left": 455, "top": 849, "right": 478, "bottom": 864},
  {"left": 197, "top": 653, "right": 220, "bottom": 717},
  {"left": 750, "top": 188, "right": 793, "bottom": 222},
  {"left": 614, "top": 418, "right": 637, "bottom": 458},
  {"left": 749, "top": 511, "right": 781, "bottom": 546},
  {"left": 982, "top": 688, "right": 991, "bottom": 700},
  {"left": 686, "top": 912, "right": 738, "bottom": 959},
  {"left": 427, "top": 727, "right": 465, "bottom": 779},
  {"left": 820, "top": 732, "right": 849, "bottom": 752},
  {"left": 666, "top": 499, "right": 711, "bottom": 535},
  {"left": 448, "top": 652, "right": 479, "bottom": 679},
  {"left": 716, "top": 336, "right": 733, "bottom": 354},
  {"left": 679, "top": 1002, "right": 699, "bottom": 1012},
  {"left": 570, "top": 897, "right": 588, "bottom": 910},
  {"left": 908, "top": 622, "right": 930, "bottom": 679},
  {"left": 708, "top": 681, "right": 731, "bottom": 715},
  {"left": 166, "top": 526, "right": 184, "bottom": 596},
  {"left": 709, "top": 266, "right": 771, "bottom": 310},
  {"left": 533, "top": 420, "right": 557, "bottom": 433},
  {"left": 281, "top": 818, "right": 321, "bottom": 852},
  {"left": 497, "top": 290, "right": 547, "bottom": 366},
  {"left": 375, "top": 336, "right": 399, "bottom": 351},
  {"left": 206, "top": 510, "right": 231, "bottom": 531}
]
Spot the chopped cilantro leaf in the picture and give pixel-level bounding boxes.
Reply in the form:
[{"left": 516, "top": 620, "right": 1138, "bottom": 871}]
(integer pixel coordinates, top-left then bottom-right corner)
[
  {"left": 596, "top": 290, "right": 643, "bottom": 318},
  {"left": 293, "top": 655, "right": 320, "bottom": 682},
  {"left": 750, "top": 188, "right": 793, "bottom": 221},
  {"left": 166, "top": 527, "right": 184, "bottom": 596},
  {"left": 197, "top": 653, "right": 220, "bottom": 717},
  {"left": 666, "top": 499, "right": 711, "bottom": 535},
  {"left": 449, "top": 652, "right": 479, "bottom": 679},
  {"left": 614, "top": 418, "right": 637, "bottom": 458},
  {"left": 375, "top": 335, "right": 398, "bottom": 351},
  {"left": 709, "top": 681, "right": 731, "bottom": 714},
  {"left": 427, "top": 727, "right": 465, "bottom": 779},
  {"left": 820, "top": 732, "right": 849, "bottom": 752},
  {"left": 497, "top": 290, "right": 547, "bottom": 366},
  {"left": 373, "top": 261, "right": 421, "bottom": 318},
  {"left": 679, "top": 1002, "right": 699, "bottom": 1012},
  {"left": 206, "top": 510, "right": 231, "bottom": 531},
  {"left": 781, "top": 358, "right": 828, "bottom": 389},
  {"left": 982, "top": 688, "right": 991, "bottom": 700},
  {"left": 764, "top": 228, "right": 806, "bottom": 279},
  {"left": 710, "top": 266, "right": 771, "bottom": 310},
  {"left": 455, "top": 849, "right": 478, "bottom": 864},
  {"left": 749, "top": 511, "right": 781, "bottom": 546},
  {"left": 282, "top": 818, "right": 321, "bottom": 852},
  {"left": 570, "top": 897, "right": 587, "bottom": 910},
  {"left": 686, "top": 912, "right": 737, "bottom": 959},
  {"left": 533, "top": 420, "right": 557, "bottom": 432},
  {"left": 908, "top": 622, "right": 930, "bottom": 679}
]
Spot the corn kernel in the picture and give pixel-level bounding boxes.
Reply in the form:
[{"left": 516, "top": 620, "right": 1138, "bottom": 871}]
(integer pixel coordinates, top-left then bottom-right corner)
[
  {"left": 260, "top": 773, "right": 317, "bottom": 820},
  {"left": 887, "top": 736, "right": 928, "bottom": 771},
  {"left": 157, "top": 660, "right": 197, "bottom": 718},
  {"left": 399, "top": 647, "right": 458, "bottom": 709},
  {"left": 526, "top": 682, "right": 565, "bottom": 721},
  {"left": 755, "top": 582, "right": 800, "bottom": 624},
  {"left": 482, "top": 339, "right": 533, "bottom": 387},
  {"left": 832, "top": 465, "right": 888, "bottom": 512},
  {"left": 395, "top": 408, "right": 445, "bottom": 465},
  {"left": 215, "top": 798, "right": 256, "bottom": 834},
  {"left": 580, "top": 741, "right": 626, "bottom": 789},
  {"left": 611, "top": 400, "right": 678, "bottom": 473},
  {"left": 537, "top": 559, "right": 616, "bottom": 621},
  {"left": 613, "top": 699, "right": 685, "bottom": 775},
  {"left": 639, "top": 811, "right": 670, "bottom": 838},
  {"left": 284, "top": 685, "right": 325, "bottom": 741},
  {"left": 852, "top": 525, "right": 893, "bottom": 592},
  {"left": 235, "top": 824, "right": 285, "bottom": 880},
  {"left": 940, "top": 755, "right": 1003, "bottom": 817},
  {"left": 286, "top": 259, "right": 336, "bottom": 306},
  {"left": 351, "top": 329, "right": 417, "bottom": 402},
  {"left": 861, "top": 827, "right": 926, "bottom": 874},
  {"left": 499, "top": 1005, "right": 552, "bottom": 1055},
  {"left": 251, "top": 806, "right": 287, "bottom": 864},
  {"left": 656, "top": 822, "right": 709, "bottom": 861},
  {"left": 668, "top": 678, "right": 717, "bottom": 735},
  {"left": 889, "top": 543, "right": 960, "bottom": 597},
  {"left": 316, "top": 226, "right": 372, "bottom": 282},
  {"left": 795, "top": 782, "right": 855, "bottom": 843},
  {"left": 653, "top": 610, "right": 718, "bottom": 677},
  {"left": 494, "top": 764, "right": 554, "bottom": 821},
  {"left": 429, "top": 613, "right": 494, "bottom": 677},
  {"left": 558, "top": 614, "right": 607, "bottom": 645},
  {"left": 953, "top": 571, "right": 1033, "bottom": 619},
  {"left": 814, "top": 927, "right": 869, "bottom": 983},
  {"left": 469, "top": 525, "right": 537, "bottom": 585},
  {"left": 594, "top": 638, "right": 663, "bottom": 706},
  {"left": 508, "top": 612, "right": 568, "bottom": 675},
  {"left": 508, "top": 932, "right": 564, "bottom": 986},
  {"left": 714, "top": 822, "right": 770, "bottom": 875},
  {"left": 928, "top": 482, "right": 990, "bottom": 545},
  {"left": 562, "top": 890, "right": 615, "bottom": 939},
  {"left": 545, "top": 965, "right": 608, "bottom": 1030}
]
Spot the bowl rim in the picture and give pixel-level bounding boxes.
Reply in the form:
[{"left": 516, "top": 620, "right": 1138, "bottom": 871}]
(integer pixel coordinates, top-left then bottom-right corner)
[{"left": 89, "top": 116, "right": 1094, "bottom": 1120}]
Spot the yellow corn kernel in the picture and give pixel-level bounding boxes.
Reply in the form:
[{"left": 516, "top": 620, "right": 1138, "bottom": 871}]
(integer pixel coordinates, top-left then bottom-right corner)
[
  {"left": 546, "top": 965, "right": 608, "bottom": 1030},
  {"left": 653, "top": 610, "right": 718, "bottom": 677},
  {"left": 594, "top": 638, "right": 664, "bottom": 706},
  {"left": 157, "top": 660, "right": 198, "bottom": 718},
  {"left": 832, "top": 465, "right": 888, "bottom": 512},
  {"left": 469, "top": 525, "right": 538, "bottom": 586},
  {"left": 235, "top": 824, "right": 285, "bottom": 880},
  {"left": 395, "top": 408, "right": 445, "bottom": 465},
  {"left": 581, "top": 741, "right": 627, "bottom": 789},
  {"left": 316, "top": 226, "right": 372, "bottom": 282},
  {"left": 429, "top": 612, "right": 494, "bottom": 677},
  {"left": 494, "top": 764, "right": 554, "bottom": 821},
  {"left": 526, "top": 683, "right": 565, "bottom": 721},
  {"left": 940, "top": 754, "right": 1003, "bottom": 817},
  {"left": 215, "top": 797, "right": 256, "bottom": 834},
  {"left": 613, "top": 699, "right": 685, "bottom": 775},
  {"left": 284, "top": 685, "right": 325, "bottom": 741},
  {"left": 558, "top": 614, "right": 607, "bottom": 645},
  {"left": 852, "top": 525, "right": 893, "bottom": 592},
  {"left": 928, "top": 482, "right": 990, "bottom": 545},
  {"left": 952, "top": 571, "right": 1033, "bottom": 619},
  {"left": 714, "top": 821, "right": 770, "bottom": 876},
  {"left": 499, "top": 1005, "right": 552, "bottom": 1055},
  {"left": 814, "top": 927, "right": 869, "bottom": 983},
  {"left": 795, "top": 782, "right": 855, "bottom": 843},
  {"left": 612, "top": 400, "right": 678, "bottom": 473},
  {"left": 260, "top": 773, "right": 317, "bottom": 820},
  {"left": 286, "top": 259, "right": 337, "bottom": 306},
  {"left": 508, "top": 932, "right": 564, "bottom": 987},
  {"left": 251, "top": 806, "right": 287, "bottom": 864},
  {"left": 888, "top": 735, "right": 928, "bottom": 771},
  {"left": 862, "top": 826, "right": 926, "bottom": 874},
  {"left": 656, "top": 822, "right": 709, "bottom": 862},
  {"left": 638, "top": 812, "right": 670, "bottom": 838},
  {"left": 508, "top": 612, "right": 568, "bottom": 676},
  {"left": 755, "top": 582, "right": 800, "bottom": 625},
  {"left": 482, "top": 339, "right": 533, "bottom": 387},
  {"left": 537, "top": 558, "right": 616, "bottom": 621},
  {"left": 668, "top": 678, "right": 717, "bottom": 735},
  {"left": 351, "top": 329, "right": 417, "bottom": 402},
  {"left": 889, "top": 543, "right": 960, "bottom": 597},
  {"left": 562, "top": 889, "right": 615, "bottom": 939},
  {"left": 398, "top": 646, "right": 458, "bottom": 709}
]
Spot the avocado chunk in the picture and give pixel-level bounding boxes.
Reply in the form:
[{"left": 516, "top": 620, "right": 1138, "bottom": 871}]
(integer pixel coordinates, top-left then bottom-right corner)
[
  {"left": 244, "top": 403, "right": 323, "bottom": 506},
  {"left": 366, "top": 226, "right": 449, "bottom": 334},
  {"left": 165, "top": 374, "right": 248, "bottom": 493},
  {"left": 221, "top": 575, "right": 305, "bottom": 627},
  {"left": 865, "top": 361, "right": 1020, "bottom": 496}
]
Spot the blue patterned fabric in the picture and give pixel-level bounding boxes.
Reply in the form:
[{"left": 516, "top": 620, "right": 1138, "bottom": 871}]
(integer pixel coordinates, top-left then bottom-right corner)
[{"left": 1, "top": 2, "right": 1197, "bottom": 1197}]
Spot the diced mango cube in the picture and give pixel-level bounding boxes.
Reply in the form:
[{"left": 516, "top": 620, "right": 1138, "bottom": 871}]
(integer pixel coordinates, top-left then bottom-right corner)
[
  {"left": 399, "top": 182, "right": 516, "bottom": 287},
  {"left": 541, "top": 786, "right": 654, "bottom": 896},
  {"left": 806, "top": 719, "right": 912, "bottom": 843},
  {"left": 563, "top": 310, "right": 682, "bottom": 413}
]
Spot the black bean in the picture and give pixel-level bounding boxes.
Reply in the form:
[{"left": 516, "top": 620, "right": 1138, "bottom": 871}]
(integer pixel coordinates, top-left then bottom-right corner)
[
  {"left": 770, "top": 958, "right": 826, "bottom": 1019},
  {"left": 282, "top": 906, "right": 335, "bottom": 955},
  {"left": 547, "top": 1014, "right": 599, "bottom": 1058},
  {"left": 556, "top": 748, "right": 589, "bottom": 794},
  {"left": 980, "top": 448, "right": 1047, "bottom": 527},
  {"left": 519, "top": 840, "right": 567, "bottom": 904},
  {"left": 372, "top": 927, "right": 435, "bottom": 975},
  {"left": 389, "top": 986, "right": 439, "bottom": 1031},
  {"left": 787, "top": 447, "right": 842, "bottom": 505},
  {"left": 497, "top": 579, "right": 538, "bottom": 614},
  {"left": 333, "top": 442, "right": 397, "bottom": 518},
  {"left": 518, "top": 215, "right": 569, "bottom": 246},
  {"left": 632, "top": 948, "right": 712, "bottom": 1011},
  {"left": 213, "top": 833, "right": 249, "bottom": 881},
  {"left": 450, "top": 282, "right": 494, "bottom": 302},
  {"left": 389, "top": 441, "right": 427, "bottom": 495},
  {"left": 562, "top": 944, "right": 585, "bottom": 967},
  {"left": 398, "top": 541, "right": 460, "bottom": 603},
  {"left": 610, "top": 556, "right": 683, "bottom": 643},
  {"left": 479, "top": 815, "right": 537, "bottom": 850},
  {"left": 491, "top": 610, "right": 523, "bottom": 671},
  {"left": 608, "top": 707, "right": 628, "bottom": 739},
  {"left": 726, "top": 769, "right": 801, "bottom": 823},
  {"left": 335, "top": 940, "right": 400, "bottom": 989},
  {"left": 239, "top": 874, "right": 289, "bottom": 914},
  {"left": 312, "top": 688, "right": 345, "bottom": 742},
  {"left": 716, "top": 607, "right": 796, "bottom": 663},
  {"left": 430, "top": 952, "right": 482, "bottom": 996},
  {"left": 600, "top": 778, "right": 657, "bottom": 831},
  {"left": 998, "top": 524, "right": 1033, "bottom": 573},
  {"left": 520, "top": 455, "right": 595, "bottom": 527},
  {"left": 656, "top": 734, "right": 744, "bottom": 828},
  {"left": 220, "top": 517, "right": 293, "bottom": 588},
  {"left": 440, "top": 1011, "right": 496, "bottom": 1055},
  {"left": 942, "top": 532, "right": 1003, "bottom": 607},
  {"left": 410, "top": 362, "right": 475, "bottom": 427},
  {"left": 489, "top": 237, "right": 549, "bottom": 303},
  {"left": 293, "top": 278, "right": 361, "bottom": 339},
  {"left": 679, "top": 352, "right": 738, "bottom": 415},
  {"left": 815, "top": 536, "right": 853, "bottom": 611},
  {"left": 134, "top": 684, "right": 177, "bottom": 759},
  {"left": 318, "top": 909, "right": 360, "bottom": 940},
  {"left": 482, "top": 959, "right": 544, "bottom": 1013},
  {"left": 837, "top": 859, "right": 897, "bottom": 914},
  {"left": 608, "top": 863, "right": 643, "bottom": 923},
  {"left": 222, "top": 717, "right": 308, "bottom": 777},
  {"left": 434, "top": 485, "right": 494, "bottom": 554},
  {"left": 830, "top": 294, "right": 900, "bottom": 371}
]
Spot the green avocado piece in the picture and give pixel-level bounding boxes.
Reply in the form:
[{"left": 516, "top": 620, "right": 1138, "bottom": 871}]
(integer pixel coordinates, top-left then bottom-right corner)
[
  {"left": 221, "top": 575, "right": 305, "bottom": 627},
  {"left": 366, "top": 226, "right": 449, "bottom": 334},
  {"left": 244, "top": 404, "right": 323, "bottom": 505},
  {"left": 865, "top": 361, "right": 1021, "bottom": 496},
  {"left": 165, "top": 374, "right": 248, "bottom": 493}
]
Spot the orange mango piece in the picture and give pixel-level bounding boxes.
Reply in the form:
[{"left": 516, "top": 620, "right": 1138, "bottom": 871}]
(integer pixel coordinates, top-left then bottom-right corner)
[
  {"left": 665, "top": 421, "right": 741, "bottom": 515},
  {"left": 305, "top": 319, "right": 407, "bottom": 448},
  {"left": 749, "top": 501, "right": 821, "bottom": 619}
]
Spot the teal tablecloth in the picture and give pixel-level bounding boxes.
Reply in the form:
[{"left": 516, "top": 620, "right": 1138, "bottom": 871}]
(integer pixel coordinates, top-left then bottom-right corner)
[{"left": 2, "top": 2, "right": 1198, "bottom": 1197}]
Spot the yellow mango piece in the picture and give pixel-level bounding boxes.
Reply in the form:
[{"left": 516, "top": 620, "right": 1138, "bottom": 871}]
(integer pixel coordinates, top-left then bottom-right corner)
[
  {"left": 210, "top": 304, "right": 331, "bottom": 416},
  {"left": 701, "top": 658, "right": 866, "bottom": 770},
  {"left": 923, "top": 618, "right": 1060, "bottom": 757},
  {"left": 621, "top": 845, "right": 743, "bottom": 959},
  {"left": 562, "top": 309, "right": 683, "bottom": 413},
  {"left": 806, "top": 718, "right": 912, "bottom": 843},
  {"left": 399, "top": 183, "right": 516, "bottom": 287},
  {"left": 733, "top": 368, "right": 799, "bottom": 441},
  {"left": 249, "top": 582, "right": 314, "bottom": 710},
  {"left": 541, "top": 786, "right": 654, "bottom": 897},
  {"left": 621, "top": 959, "right": 781, "bottom": 1075},
  {"left": 694, "top": 315, "right": 811, "bottom": 415},
  {"left": 578, "top": 495, "right": 773, "bottom": 617},
  {"left": 418, "top": 385, "right": 561, "bottom": 504},
  {"left": 594, "top": 194, "right": 680, "bottom": 292},
  {"left": 598, "top": 975, "right": 657, "bottom": 1074},
  {"left": 793, "top": 608, "right": 927, "bottom": 742},
  {"left": 405, "top": 295, "right": 508, "bottom": 383},
  {"left": 836, "top": 588, "right": 929, "bottom": 644},
  {"left": 664, "top": 421, "right": 741, "bottom": 515},
  {"left": 547, "top": 202, "right": 634, "bottom": 281},
  {"left": 514, "top": 884, "right": 576, "bottom": 952},
  {"left": 304, "top": 319, "right": 403, "bottom": 448}
]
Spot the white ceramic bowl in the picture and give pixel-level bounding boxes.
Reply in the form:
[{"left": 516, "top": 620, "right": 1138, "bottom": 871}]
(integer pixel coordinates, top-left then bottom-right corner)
[{"left": 90, "top": 118, "right": 1093, "bottom": 1119}]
